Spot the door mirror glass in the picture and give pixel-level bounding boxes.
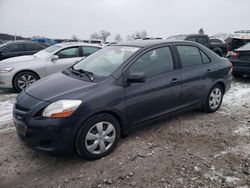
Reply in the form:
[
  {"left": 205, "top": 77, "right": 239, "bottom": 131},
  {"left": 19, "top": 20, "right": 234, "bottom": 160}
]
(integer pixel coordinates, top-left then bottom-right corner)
[
  {"left": 50, "top": 55, "right": 59, "bottom": 61},
  {"left": 127, "top": 72, "right": 146, "bottom": 83}
]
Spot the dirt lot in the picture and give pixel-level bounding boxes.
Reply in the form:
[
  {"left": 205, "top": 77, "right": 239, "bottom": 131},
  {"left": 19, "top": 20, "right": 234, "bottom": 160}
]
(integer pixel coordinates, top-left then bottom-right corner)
[{"left": 0, "top": 78, "right": 250, "bottom": 188}]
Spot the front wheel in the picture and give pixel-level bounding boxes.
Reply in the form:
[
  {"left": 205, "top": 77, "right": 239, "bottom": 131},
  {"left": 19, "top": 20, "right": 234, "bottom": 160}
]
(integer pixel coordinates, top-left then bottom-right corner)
[
  {"left": 204, "top": 84, "right": 224, "bottom": 113},
  {"left": 76, "top": 113, "right": 121, "bottom": 160},
  {"left": 13, "top": 71, "right": 39, "bottom": 92}
]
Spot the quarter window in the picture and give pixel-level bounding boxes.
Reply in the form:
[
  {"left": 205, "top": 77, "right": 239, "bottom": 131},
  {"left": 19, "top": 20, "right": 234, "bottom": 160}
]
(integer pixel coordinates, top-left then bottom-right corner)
[
  {"left": 56, "top": 47, "right": 79, "bottom": 59},
  {"left": 129, "top": 46, "right": 174, "bottom": 78},
  {"left": 200, "top": 50, "right": 210, "bottom": 64},
  {"left": 177, "top": 46, "right": 203, "bottom": 67}
]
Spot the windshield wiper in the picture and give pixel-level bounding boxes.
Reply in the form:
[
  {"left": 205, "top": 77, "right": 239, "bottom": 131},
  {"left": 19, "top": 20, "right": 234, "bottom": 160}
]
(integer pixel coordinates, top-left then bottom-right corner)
[{"left": 70, "top": 67, "right": 94, "bottom": 81}]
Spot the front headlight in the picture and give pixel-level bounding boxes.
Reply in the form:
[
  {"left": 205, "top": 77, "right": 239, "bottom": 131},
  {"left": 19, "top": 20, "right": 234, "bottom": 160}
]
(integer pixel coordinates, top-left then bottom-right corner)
[
  {"left": 42, "top": 100, "right": 82, "bottom": 118},
  {"left": 0, "top": 67, "right": 14, "bottom": 73}
]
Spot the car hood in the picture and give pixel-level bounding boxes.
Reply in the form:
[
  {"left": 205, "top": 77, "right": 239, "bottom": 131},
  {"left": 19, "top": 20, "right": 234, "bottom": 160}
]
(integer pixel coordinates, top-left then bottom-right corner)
[
  {"left": 25, "top": 72, "right": 98, "bottom": 102},
  {"left": 0, "top": 55, "right": 42, "bottom": 67},
  {"left": 1, "top": 55, "right": 35, "bottom": 63}
]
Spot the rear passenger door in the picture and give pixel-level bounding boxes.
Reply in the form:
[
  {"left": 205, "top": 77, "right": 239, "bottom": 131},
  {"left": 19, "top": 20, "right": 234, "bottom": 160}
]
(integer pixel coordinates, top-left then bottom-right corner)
[
  {"left": 124, "top": 45, "right": 182, "bottom": 126},
  {"left": 175, "top": 44, "right": 213, "bottom": 108}
]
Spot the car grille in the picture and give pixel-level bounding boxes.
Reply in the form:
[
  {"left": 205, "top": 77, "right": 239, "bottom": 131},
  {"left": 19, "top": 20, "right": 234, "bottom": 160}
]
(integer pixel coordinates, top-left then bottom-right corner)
[{"left": 13, "top": 92, "right": 42, "bottom": 120}]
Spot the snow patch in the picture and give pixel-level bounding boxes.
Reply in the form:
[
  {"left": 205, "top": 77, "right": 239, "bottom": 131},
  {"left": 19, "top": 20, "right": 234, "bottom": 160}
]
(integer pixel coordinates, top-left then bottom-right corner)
[
  {"left": 0, "top": 100, "right": 14, "bottom": 126},
  {"left": 204, "top": 166, "right": 240, "bottom": 185}
]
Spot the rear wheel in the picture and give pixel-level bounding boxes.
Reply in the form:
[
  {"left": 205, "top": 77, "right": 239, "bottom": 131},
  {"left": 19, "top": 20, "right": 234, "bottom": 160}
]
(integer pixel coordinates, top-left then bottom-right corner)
[
  {"left": 13, "top": 71, "right": 39, "bottom": 92},
  {"left": 76, "top": 113, "right": 121, "bottom": 160},
  {"left": 204, "top": 84, "right": 224, "bottom": 113}
]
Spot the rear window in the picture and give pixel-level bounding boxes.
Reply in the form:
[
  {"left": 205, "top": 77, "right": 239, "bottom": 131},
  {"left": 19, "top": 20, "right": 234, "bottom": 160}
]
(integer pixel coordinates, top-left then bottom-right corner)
[{"left": 238, "top": 42, "right": 250, "bottom": 50}]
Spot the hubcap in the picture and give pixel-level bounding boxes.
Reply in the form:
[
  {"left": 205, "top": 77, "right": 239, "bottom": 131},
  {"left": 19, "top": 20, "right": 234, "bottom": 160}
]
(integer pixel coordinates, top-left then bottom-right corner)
[
  {"left": 209, "top": 88, "right": 222, "bottom": 110},
  {"left": 18, "top": 74, "right": 36, "bottom": 89},
  {"left": 85, "top": 122, "right": 116, "bottom": 155}
]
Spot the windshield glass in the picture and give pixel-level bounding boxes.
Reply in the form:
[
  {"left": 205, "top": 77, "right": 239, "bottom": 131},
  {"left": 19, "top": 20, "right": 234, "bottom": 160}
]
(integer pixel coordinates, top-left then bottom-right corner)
[
  {"left": 167, "top": 35, "right": 187, "bottom": 40},
  {"left": 73, "top": 46, "right": 140, "bottom": 77},
  {"left": 34, "top": 44, "right": 62, "bottom": 58},
  {"left": 239, "top": 42, "right": 250, "bottom": 50}
]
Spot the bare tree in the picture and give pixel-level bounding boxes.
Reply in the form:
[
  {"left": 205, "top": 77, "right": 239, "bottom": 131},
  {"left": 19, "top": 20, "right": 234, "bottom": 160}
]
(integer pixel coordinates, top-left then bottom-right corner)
[
  {"left": 72, "top": 35, "right": 79, "bottom": 41},
  {"left": 100, "top": 30, "right": 111, "bottom": 42},
  {"left": 127, "top": 30, "right": 148, "bottom": 40},
  {"left": 114, "top": 34, "right": 122, "bottom": 42},
  {"left": 198, "top": 28, "right": 205, "bottom": 35},
  {"left": 90, "top": 32, "right": 101, "bottom": 40},
  {"left": 140, "top": 30, "right": 148, "bottom": 39}
]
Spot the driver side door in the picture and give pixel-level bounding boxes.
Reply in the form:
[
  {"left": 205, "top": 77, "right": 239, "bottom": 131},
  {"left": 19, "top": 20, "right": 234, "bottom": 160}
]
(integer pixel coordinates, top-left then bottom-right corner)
[{"left": 45, "top": 46, "right": 82, "bottom": 75}]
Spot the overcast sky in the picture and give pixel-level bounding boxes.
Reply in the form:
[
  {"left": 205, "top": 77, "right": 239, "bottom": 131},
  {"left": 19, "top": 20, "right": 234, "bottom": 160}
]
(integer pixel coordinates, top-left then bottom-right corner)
[{"left": 0, "top": 0, "right": 249, "bottom": 40}]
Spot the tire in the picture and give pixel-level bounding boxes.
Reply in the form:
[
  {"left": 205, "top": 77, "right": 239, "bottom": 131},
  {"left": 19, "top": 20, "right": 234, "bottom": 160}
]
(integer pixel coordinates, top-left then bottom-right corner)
[
  {"left": 76, "top": 113, "right": 121, "bottom": 160},
  {"left": 13, "top": 71, "right": 39, "bottom": 92},
  {"left": 204, "top": 84, "right": 224, "bottom": 113}
]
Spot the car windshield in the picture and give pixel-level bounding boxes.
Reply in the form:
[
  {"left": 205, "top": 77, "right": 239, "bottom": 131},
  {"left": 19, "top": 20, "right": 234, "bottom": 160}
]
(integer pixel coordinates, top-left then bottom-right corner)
[
  {"left": 34, "top": 44, "right": 62, "bottom": 58},
  {"left": 167, "top": 35, "right": 187, "bottom": 40},
  {"left": 73, "top": 46, "right": 140, "bottom": 77},
  {"left": 238, "top": 42, "right": 250, "bottom": 50}
]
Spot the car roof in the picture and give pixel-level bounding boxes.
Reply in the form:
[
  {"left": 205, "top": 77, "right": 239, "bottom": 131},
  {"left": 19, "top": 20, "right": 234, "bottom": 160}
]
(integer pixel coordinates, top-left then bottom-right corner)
[
  {"left": 114, "top": 39, "right": 198, "bottom": 48},
  {"left": 58, "top": 42, "right": 102, "bottom": 48}
]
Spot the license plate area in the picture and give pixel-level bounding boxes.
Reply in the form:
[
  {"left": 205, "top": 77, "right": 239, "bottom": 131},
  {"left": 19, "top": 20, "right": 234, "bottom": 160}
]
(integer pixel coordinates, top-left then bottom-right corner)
[{"left": 14, "top": 119, "right": 27, "bottom": 136}]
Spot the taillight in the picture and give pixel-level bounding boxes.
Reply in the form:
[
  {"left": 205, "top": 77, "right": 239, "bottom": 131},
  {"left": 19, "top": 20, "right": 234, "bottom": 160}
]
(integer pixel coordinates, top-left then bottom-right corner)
[{"left": 231, "top": 51, "right": 240, "bottom": 58}]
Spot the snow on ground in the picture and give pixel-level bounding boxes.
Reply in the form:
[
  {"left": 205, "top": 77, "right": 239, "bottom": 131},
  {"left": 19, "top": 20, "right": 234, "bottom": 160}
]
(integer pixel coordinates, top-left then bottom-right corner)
[{"left": 0, "top": 90, "right": 17, "bottom": 131}]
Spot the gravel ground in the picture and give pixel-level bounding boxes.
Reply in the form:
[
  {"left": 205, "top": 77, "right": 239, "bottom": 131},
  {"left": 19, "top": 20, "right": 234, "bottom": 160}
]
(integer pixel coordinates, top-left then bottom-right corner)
[{"left": 0, "top": 78, "right": 250, "bottom": 188}]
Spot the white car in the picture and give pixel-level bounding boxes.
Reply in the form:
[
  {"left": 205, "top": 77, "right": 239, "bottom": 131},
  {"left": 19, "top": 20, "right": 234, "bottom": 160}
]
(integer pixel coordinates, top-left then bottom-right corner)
[{"left": 0, "top": 42, "right": 101, "bottom": 91}]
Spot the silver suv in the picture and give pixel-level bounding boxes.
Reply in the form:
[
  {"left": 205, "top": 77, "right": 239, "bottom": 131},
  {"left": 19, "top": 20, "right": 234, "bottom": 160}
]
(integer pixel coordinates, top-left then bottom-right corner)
[{"left": 0, "top": 42, "right": 101, "bottom": 91}]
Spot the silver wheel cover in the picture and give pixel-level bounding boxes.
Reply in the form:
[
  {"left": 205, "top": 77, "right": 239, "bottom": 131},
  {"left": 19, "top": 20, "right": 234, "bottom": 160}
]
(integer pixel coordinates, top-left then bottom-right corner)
[{"left": 85, "top": 121, "right": 116, "bottom": 155}]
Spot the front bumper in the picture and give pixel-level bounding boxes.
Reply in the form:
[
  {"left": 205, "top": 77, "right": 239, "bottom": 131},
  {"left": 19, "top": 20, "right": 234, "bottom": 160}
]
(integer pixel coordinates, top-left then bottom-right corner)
[
  {"left": 13, "top": 92, "right": 80, "bottom": 153},
  {"left": 14, "top": 117, "right": 76, "bottom": 153},
  {"left": 0, "top": 73, "right": 13, "bottom": 88}
]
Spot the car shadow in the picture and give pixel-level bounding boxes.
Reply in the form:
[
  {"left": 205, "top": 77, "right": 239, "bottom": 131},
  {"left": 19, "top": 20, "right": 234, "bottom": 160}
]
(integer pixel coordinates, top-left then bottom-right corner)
[
  {"left": 234, "top": 75, "right": 250, "bottom": 83},
  {"left": 0, "top": 88, "right": 17, "bottom": 94}
]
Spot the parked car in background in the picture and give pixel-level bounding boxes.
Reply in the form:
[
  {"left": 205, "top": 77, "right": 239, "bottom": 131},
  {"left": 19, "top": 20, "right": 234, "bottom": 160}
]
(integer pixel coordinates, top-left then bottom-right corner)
[
  {"left": 0, "top": 43, "right": 101, "bottom": 91},
  {"left": 31, "top": 37, "right": 56, "bottom": 46},
  {"left": 210, "top": 38, "right": 226, "bottom": 44},
  {"left": 228, "top": 30, "right": 250, "bottom": 51},
  {"left": 227, "top": 42, "right": 250, "bottom": 77},
  {"left": 0, "top": 40, "right": 48, "bottom": 61},
  {"left": 168, "top": 34, "right": 228, "bottom": 57},
  {"left": 88, "top": 39, "right": 105, "bottom": 46},
  {"left": 14, "top": 40, "right": 232, "bottom": 160}
]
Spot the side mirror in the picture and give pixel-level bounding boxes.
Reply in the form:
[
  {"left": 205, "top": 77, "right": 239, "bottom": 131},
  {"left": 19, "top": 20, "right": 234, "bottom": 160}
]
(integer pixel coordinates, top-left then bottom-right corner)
[
  {"left": 126, "top": 72, "right": 146, "bottom": 83},
  {"left": 50, "top": 55, "right": 59, "bottom": 61}
]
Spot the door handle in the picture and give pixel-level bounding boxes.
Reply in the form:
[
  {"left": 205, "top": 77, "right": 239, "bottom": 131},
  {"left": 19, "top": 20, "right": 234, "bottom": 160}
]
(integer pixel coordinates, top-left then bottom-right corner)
[
  {"left": 207, "top": 69, "right": 211, "bottom": 72},
  {"left": 171, "top": 78, "right": 178, "bottom": 83}
]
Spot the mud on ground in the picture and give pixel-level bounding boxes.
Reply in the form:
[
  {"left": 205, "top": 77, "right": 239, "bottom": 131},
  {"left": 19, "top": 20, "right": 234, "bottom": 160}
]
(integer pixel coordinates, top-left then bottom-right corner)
[{"left": 0, "top": 78, "right": 250, "bottom": 188}]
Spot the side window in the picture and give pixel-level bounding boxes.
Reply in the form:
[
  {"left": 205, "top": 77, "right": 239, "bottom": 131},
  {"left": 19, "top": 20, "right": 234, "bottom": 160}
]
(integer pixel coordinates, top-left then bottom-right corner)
[
  {"left": 81, "top": 47, "right": 100, "bottom": 56},
  {"left": 129, "top": 46, "right": 174, "bottom": 78},
  {"left": 177, "top": 46, "right": 203, "bottom": 67},
  {"left": 2, "top": 44, "right": 24, "bottom": 53},
  {"left": 25, "top": 43, "right": 44, "bottom": 51},
  {"left": 197, "top": 37, "right": 208, "bottom": 45},
  {"left": 56, "top": 47, "right": 79, "bottom": 59},
  {"left": 186, "top": 37, "right": 197, "bottom": 42},
  {"left": 200, "top": 50, "right": 210, "bottom": 64}
]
